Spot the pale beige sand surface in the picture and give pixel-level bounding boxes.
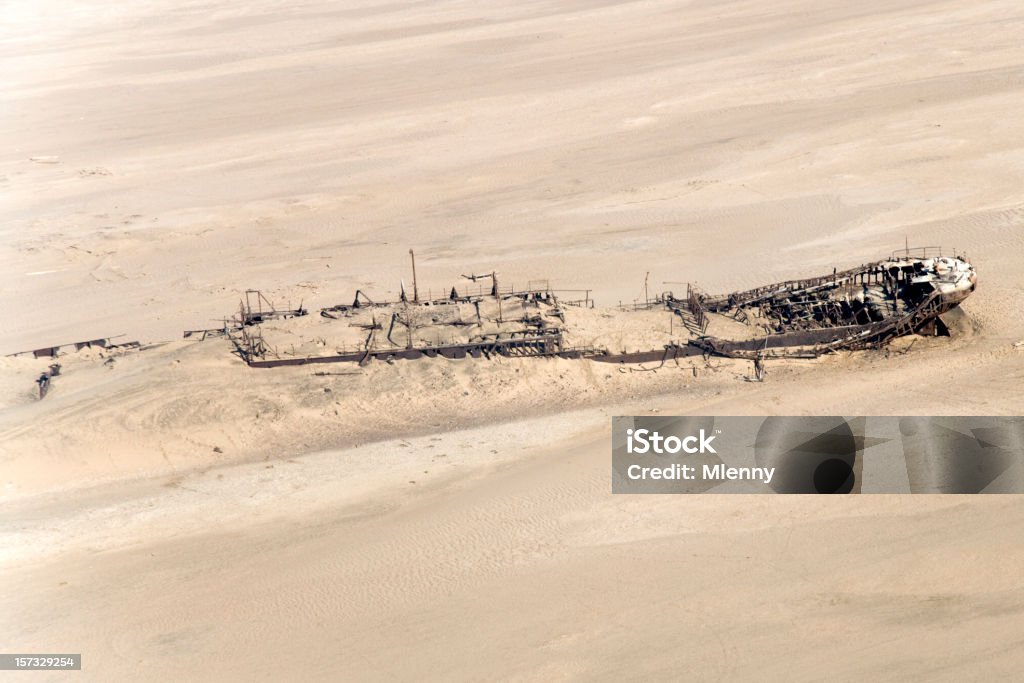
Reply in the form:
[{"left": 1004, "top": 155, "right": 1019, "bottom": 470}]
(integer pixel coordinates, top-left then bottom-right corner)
[
  {"left": 3, "top": 0, "right": 1024, "bottom": 680},
  {"left": 4, "top": 397, "right": 1024, "bottom": 681}
]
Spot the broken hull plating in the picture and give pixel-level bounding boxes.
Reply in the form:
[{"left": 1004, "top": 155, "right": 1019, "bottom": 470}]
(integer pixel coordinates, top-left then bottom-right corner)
[{"left": 682, "top": 252, "right": 977, "bottom": 359}]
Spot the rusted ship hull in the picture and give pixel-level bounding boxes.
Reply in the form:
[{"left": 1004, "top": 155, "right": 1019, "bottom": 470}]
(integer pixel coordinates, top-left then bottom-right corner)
[
  {"left": 675, "top": 249, "right": 977, "bottom": 359},
  {"left": 225, "top": 247, "right": 976, "bottom": 368}
]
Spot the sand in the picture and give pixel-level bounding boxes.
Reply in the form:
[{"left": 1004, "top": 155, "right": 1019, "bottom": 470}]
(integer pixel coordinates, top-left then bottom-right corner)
[{"left": 3, "top": 0, "right": 1024, "bottom": 680}]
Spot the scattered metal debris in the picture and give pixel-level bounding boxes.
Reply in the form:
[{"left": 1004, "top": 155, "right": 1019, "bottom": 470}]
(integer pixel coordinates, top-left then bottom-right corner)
[
  {"left": 7, "top": 336, "right": 140, "bottom": 359},
  {"left": 36, "top": 363, "right": 61, "bottom": 400},
  {"left": 753, "top": 356, "right": 766, "bottom": 382}
]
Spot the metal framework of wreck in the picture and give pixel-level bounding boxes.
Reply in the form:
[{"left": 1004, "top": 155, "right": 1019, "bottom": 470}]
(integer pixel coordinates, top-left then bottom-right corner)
[
  {"left": 183, "top": 290, "right": 308, "bottom": 341},
  {"left": 243, "top": 282, "right": 598, "bottom": 368},
  {"left": 670, "top": 247, "right": 977, "bottom": 359},
  {"left": 7, "top": 246, "right": 979, "bottom": 404},
  {"left": 180, "top": 246, "right": 976, "bottom": 368},
  {"left": 14, "top": 246, "right": 974, "bottom": 401}
]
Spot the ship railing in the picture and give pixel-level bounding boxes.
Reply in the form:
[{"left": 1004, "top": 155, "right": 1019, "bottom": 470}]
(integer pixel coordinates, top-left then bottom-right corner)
[{"left": 889, "top": 246, "right": 944, "bottom": 260}]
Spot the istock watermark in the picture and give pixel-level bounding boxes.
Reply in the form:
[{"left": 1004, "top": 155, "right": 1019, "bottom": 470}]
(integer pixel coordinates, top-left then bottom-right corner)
[{"left": 611, "top": 416, "right": 1024, "bottom": 494}]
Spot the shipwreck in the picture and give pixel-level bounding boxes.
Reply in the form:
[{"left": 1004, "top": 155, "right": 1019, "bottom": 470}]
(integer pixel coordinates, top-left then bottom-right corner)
[
  {"left": 675, "top": 247, "right": 977, "bottom": 359},
  {"left": 182, "top": 246, "right": 976, "bottom": 368}
]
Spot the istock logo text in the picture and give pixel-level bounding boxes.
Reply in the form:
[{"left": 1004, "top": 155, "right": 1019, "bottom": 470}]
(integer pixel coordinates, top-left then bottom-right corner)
[{"left": 625, "top": 428, "right": 717, "bottom": 455}]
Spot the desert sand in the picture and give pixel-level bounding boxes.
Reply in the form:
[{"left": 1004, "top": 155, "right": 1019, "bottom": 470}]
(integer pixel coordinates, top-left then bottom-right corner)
[{"left": 3, "top": 0, "right": 1024, "bottom": 680}]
